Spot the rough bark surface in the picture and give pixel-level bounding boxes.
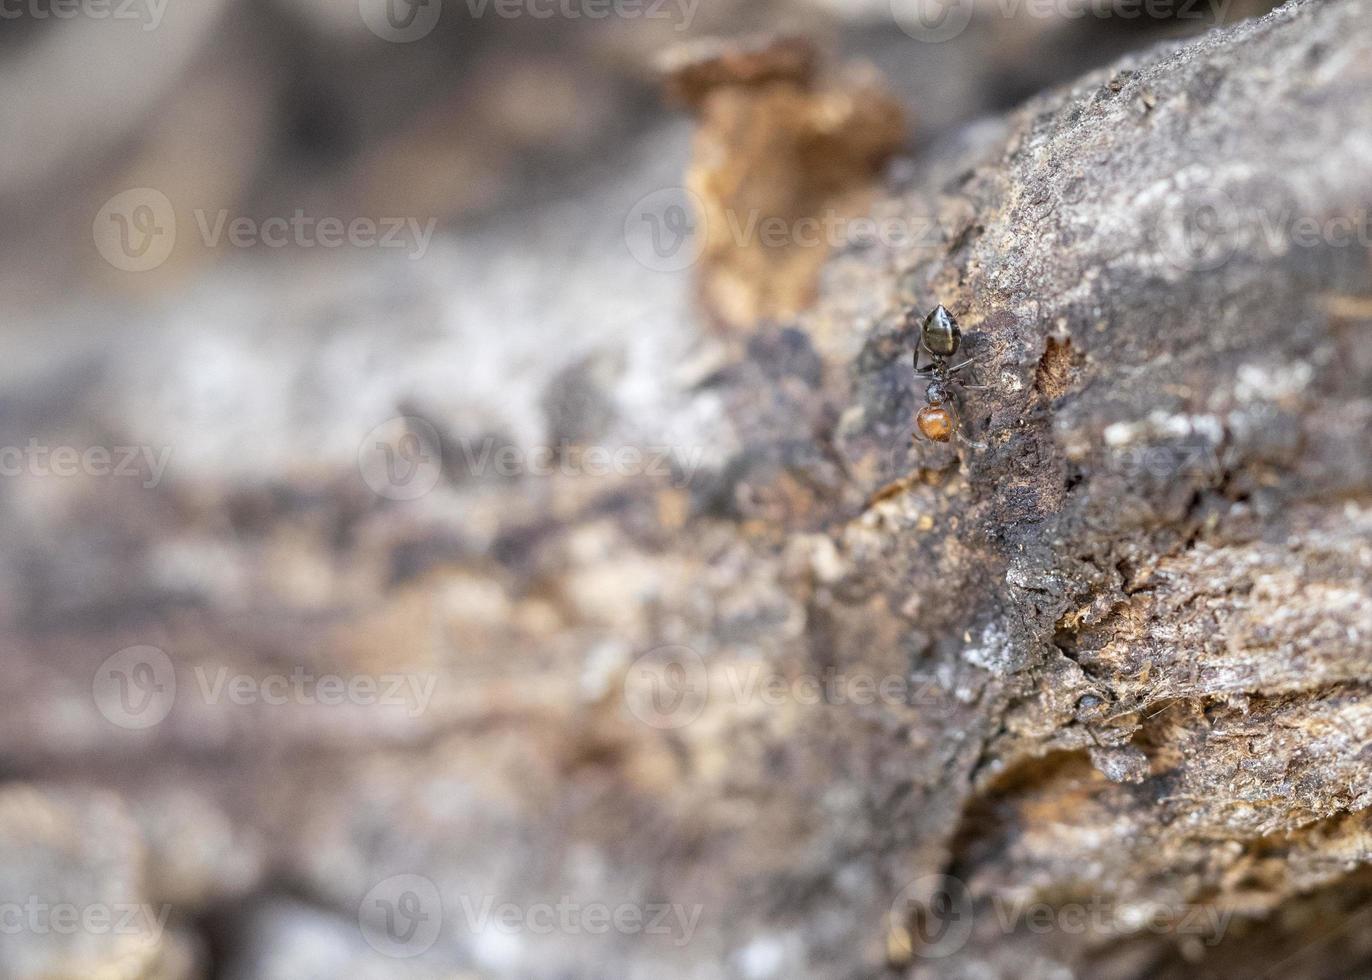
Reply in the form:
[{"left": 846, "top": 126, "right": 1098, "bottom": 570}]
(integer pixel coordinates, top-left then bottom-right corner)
[{"left": 2, "top": 1, "right": 1370, "bottom": 977}]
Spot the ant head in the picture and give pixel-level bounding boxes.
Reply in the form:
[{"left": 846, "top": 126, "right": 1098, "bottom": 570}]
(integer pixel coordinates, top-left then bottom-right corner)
[{"left": 921, "top": 305, "right": 960, "bottom": 358}]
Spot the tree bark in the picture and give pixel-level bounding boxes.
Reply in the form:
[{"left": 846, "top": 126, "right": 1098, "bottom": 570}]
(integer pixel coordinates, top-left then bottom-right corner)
[{"left": 2, "top": 1, "right": 1370, "bottom": 977}]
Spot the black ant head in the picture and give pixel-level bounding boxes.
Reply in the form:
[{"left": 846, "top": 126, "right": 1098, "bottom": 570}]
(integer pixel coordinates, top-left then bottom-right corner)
[{"left": 921, "top": 305, "right": 960, "bottom": 359}]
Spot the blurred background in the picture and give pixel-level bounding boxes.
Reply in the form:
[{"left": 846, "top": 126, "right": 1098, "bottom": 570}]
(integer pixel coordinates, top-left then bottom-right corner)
[
  {"left": 3, "top": 0, "right": 1281, "bottom": 308},
  {"left": 0, "top": 0, "right": 1298, "bottom": 977}
]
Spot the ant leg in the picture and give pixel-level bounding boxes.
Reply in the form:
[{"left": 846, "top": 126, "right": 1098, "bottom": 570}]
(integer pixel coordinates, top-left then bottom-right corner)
[
  {"left": 950, "top": 356, "right": 989, "bottom": 389},
  {"left": 952, "top": 390, "right": 988, "bottom": 450}
]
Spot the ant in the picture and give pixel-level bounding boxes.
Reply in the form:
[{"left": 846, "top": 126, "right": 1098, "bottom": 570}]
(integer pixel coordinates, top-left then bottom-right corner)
[{"left": 909, "top": 304, "right": 987, "bottom": 445}]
